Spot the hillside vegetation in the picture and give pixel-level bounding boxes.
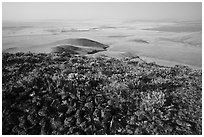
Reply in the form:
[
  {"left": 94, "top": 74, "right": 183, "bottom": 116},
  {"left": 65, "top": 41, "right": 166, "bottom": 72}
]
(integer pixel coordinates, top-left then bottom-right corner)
[{"left": 2, "top": 52, "right": 202, "bottom": 135}]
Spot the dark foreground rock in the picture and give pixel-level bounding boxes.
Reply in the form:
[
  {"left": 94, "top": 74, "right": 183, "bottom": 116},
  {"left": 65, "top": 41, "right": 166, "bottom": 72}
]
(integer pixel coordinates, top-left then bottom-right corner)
[{"left": 2, "top": 52, "right": 202, "bottom": 135}]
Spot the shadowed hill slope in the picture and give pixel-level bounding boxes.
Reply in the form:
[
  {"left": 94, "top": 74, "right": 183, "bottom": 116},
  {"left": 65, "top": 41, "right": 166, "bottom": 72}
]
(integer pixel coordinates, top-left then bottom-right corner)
[
  {"left": 52, "top": 38, "right": 109, "bottom": 49},
  {"left": 3, "top": 38, "right": 109, "bottom": 55},
  {"left": 49, "top": 38, "right": 109, "bottom": 54}
]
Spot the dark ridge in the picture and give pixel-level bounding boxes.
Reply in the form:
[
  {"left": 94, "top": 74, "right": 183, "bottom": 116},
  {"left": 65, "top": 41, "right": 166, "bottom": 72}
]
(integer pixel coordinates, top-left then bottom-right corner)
[
  {"left": 50, "top": 38, "right": 109, "bottom": 55},
  {"left": 87, "top": 49, "right": 105, "bottom": 54},
  {"left": 108, "top": 35, "right": 130, "bottom": 38},
  {"left": 52, "top": 38, "right": 109, "bottom": 49},
  {"left": 52, "top": 45, "right": 80, "bottom": 54},
  {"left": 130, "top": 39, "right": 149, "bottom": 44},
  {"left": 99, "top": 25, "right": 117, "bottom": 29}
]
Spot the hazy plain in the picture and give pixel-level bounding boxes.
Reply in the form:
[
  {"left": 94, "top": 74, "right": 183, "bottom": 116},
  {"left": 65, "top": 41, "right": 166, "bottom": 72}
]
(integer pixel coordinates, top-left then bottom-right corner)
[{"left": 2, "top": 19, "right": 202, "bottom": 69}]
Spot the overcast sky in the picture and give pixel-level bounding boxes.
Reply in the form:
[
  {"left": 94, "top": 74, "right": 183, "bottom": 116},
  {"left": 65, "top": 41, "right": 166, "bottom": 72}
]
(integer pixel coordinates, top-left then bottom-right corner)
[{"left": 2, "top": 2, "right": 202, "bottom": 21}]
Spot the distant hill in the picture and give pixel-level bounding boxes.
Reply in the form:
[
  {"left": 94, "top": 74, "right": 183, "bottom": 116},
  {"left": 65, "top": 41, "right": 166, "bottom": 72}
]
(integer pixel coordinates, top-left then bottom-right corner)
[
  {"left": 159, "top": 32, "right": 202, "bottom": 47},
  {"left": 3, "top": 38, "right": 109, "bottom": 55},
  {"left": 50, "top": 38, "right": 109, "bottom": 54},
  {"left": 52, "top": 38, "right": 109, "bottom": 49},
  {"left": 143, "top": 22, "right": 202, "bottom": 33}
]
